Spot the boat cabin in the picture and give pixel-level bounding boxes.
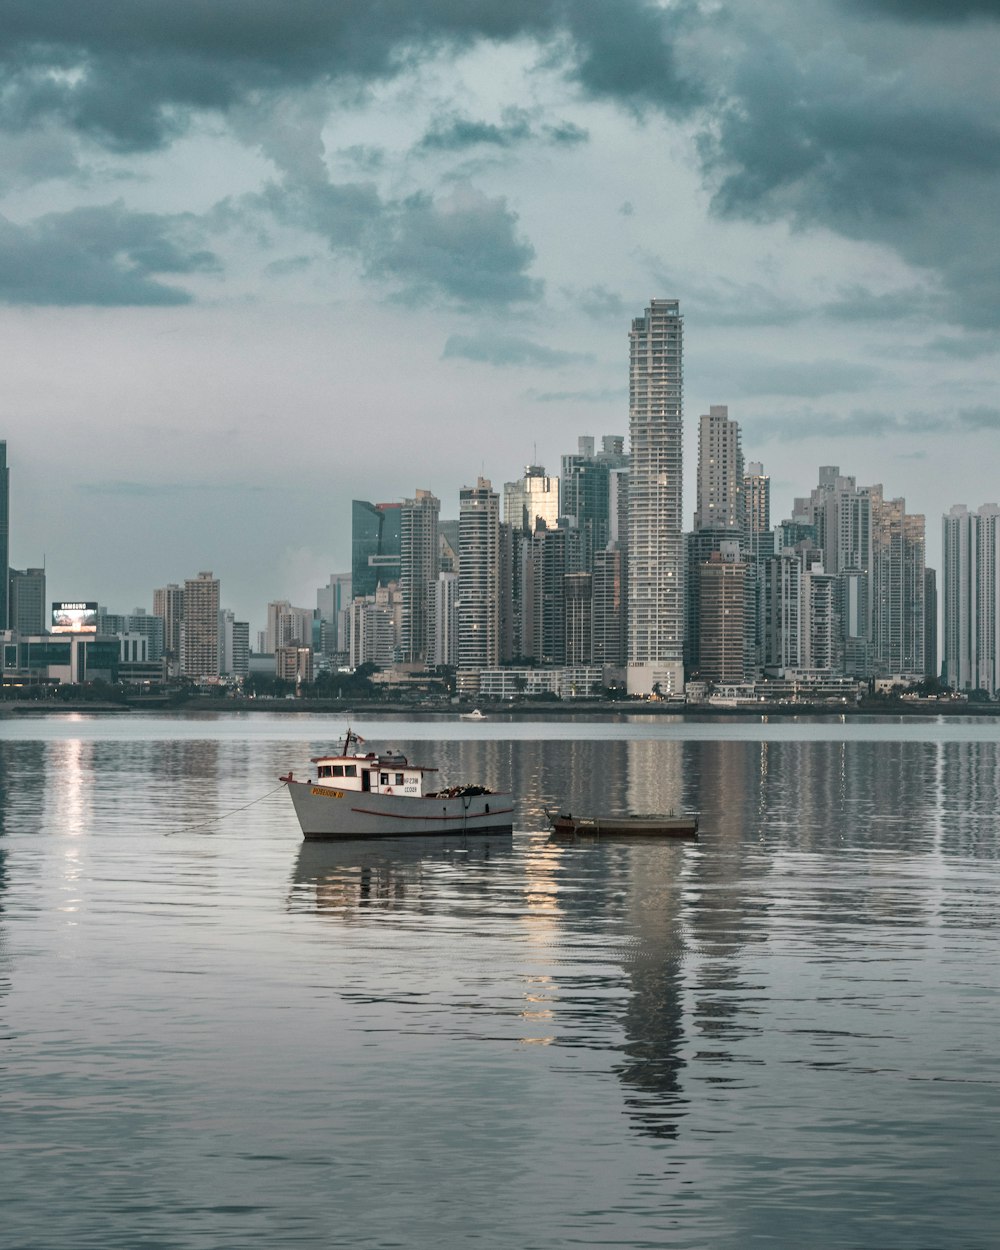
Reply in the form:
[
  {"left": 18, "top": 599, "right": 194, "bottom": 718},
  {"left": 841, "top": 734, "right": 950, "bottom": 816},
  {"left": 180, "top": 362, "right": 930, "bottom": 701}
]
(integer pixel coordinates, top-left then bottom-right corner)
[{"left": 310, "top": 747, "right": 434, "bottom": 797}]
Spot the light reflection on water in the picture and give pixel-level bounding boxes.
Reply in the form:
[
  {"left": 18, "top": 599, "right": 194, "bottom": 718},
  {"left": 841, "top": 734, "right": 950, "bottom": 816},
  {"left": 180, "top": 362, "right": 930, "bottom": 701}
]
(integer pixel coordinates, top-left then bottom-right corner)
[{"left": 1, "top": 715, "right": 999, "bottom": 1248}]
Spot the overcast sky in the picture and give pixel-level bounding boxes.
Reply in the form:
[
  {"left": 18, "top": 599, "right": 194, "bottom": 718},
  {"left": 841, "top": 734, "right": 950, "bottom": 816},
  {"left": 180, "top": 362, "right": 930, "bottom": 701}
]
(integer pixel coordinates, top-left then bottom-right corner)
[{"left": 2, "top": 0, "right": 998, "bottom": 629}]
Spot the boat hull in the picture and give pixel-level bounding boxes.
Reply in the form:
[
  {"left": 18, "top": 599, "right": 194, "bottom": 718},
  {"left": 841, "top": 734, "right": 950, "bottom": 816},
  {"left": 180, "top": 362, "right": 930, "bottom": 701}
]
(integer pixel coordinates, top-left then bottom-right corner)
[
  {"left": 285, "top": 780, "right": 515, "bottom": 839},
  {"left": 547, "top": 813, "right": 698, "bottom": 838}
]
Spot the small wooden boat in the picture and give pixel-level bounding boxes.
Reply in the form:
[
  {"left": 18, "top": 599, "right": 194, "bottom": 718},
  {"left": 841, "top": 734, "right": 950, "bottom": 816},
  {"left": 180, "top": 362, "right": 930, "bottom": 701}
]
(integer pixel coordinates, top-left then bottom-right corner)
[{"left": 546, "top": 809, "right": 698, "bottom": 838}]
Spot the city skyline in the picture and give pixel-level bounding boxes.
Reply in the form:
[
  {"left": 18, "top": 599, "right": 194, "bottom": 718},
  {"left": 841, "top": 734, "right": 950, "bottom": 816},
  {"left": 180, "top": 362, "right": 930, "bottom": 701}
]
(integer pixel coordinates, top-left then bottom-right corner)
[{"left": 0, "top": 5, "right": 996, "bottom": 623}]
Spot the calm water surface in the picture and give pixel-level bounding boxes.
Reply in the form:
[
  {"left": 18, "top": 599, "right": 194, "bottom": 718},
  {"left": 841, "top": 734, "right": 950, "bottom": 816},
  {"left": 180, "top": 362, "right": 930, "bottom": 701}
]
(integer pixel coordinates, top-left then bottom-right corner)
[{"left": 2, "top": 712, "right": 999, "bottom": 1248}]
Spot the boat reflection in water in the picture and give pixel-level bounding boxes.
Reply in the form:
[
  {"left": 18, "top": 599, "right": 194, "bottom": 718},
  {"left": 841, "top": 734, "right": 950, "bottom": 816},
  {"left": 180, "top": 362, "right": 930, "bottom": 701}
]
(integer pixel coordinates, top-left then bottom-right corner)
[{"left": 289, "top": 833, "right": 515, "bottom": 918}]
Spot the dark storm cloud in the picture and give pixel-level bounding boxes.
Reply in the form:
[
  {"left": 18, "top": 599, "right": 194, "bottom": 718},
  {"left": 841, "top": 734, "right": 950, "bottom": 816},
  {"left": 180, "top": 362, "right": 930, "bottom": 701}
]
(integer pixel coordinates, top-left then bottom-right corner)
[
  {"left": 444, "top": 333, "right": 591, "bottom": 367},
  {"left": 704, "top": 43, "right": 1000, "bottom": 226},
  {"left": 850, "top": 0, "right": 1000, "bottom": 21},
  {"left": 418, "top": 109, "right": 588, "bottom": 153},
  {"left": 0, "top": 0, "right": 697, "bottom": 152},
  {"left": 259, "top": 178, "right": 383, "bottom": 250},
  {"left": 0, "top": 202, "right": 217, "bottom": 305},
  {"left": 701, "top": 32, "right": 1000, "bottom": 327},
  {"left": 822, "top": 286, "right": 939, "bottom": 323},
  {"left": 239, "top": 175, "right": 541, "bottom": 307},
  {"left": 419, "top": 111, "right": 534, "bottom": 152},
  {"left": 369, "top": 189, "right": 542, "bottom": 306}
]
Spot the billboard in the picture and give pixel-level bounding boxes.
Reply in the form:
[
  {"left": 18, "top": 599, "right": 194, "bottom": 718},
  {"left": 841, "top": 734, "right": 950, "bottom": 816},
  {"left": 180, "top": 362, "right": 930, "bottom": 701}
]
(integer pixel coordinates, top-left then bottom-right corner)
[{"left": 51, "top": 602, "right": 98, "bottom": 634}]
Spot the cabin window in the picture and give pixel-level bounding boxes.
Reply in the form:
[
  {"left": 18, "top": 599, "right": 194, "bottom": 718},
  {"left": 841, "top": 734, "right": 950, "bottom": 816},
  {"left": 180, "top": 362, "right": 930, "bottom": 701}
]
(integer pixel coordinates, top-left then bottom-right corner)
[
  {"left": 395, "top": 773, "right": 405, "bottom": 786},
  {"left": 318, "top": 765, "right": 332, "bottom": 778},
  {"left": 380, "top": 772, "right": 389, "bottom": 785},
  {"left": 343, "top": 765, "right": 357, "bottom": 777},
  {"left": 332, "top": 765, "right": 344, "bottom": 777}
]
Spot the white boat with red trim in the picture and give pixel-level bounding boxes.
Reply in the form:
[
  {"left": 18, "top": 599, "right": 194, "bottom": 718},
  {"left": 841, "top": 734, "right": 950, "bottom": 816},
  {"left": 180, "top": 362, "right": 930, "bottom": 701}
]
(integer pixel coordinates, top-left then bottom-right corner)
[{"left": 280, "top": 729, "right": 514, "bottom": 840}]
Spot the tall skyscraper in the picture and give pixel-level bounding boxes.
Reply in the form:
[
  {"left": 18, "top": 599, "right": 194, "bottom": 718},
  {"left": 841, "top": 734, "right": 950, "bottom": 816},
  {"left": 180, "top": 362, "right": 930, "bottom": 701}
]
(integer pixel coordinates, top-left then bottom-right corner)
[
  {"left": 458, "top": 477, "right": 500, "bottom": 672},
  {"left": 627, "top": 299, "right": 685, "bottom": 696},
  {"left": 181, "top": 571, "right": 220, "bottom": 680},
  {"left": 352, "top": 500, "right": 402, "bottom": 598},
  {"left": 942, "top": 503, "right": 1000, "bottom": 693},
  {"left": 316, "top": 573, "right": 352, "bottom": 657},
  {"left": 693, "top": 405, "right": 743, "bottom": 533},
  {"left": 687, "top": 405, "right": 745, "bottom": 677},
  {"left": 698, "top": 547, "right": 748, "bottom": 683},
  {"left": 399, "top": 489, "right": 440, "bottom": 664},
  {"left": 560, "top": 435, "right": 628, "bottom": 573},
  {"left": 592, "top": 543, "right": 625, "bottom": 666},
  {"left": 429, "top": 572, "right": 459, "bottom": 668},
  {"left": 503, "top": 466, "right": 559, "bottom": 536},
  {"left": 0, "top": 441, "right": 9, "bottom": 630},
  {"left": 743, "top": 461, "right": 771, "bottom": 559},
  {"left": 153, "top": 583, "right": 184, "bottom": 675}
]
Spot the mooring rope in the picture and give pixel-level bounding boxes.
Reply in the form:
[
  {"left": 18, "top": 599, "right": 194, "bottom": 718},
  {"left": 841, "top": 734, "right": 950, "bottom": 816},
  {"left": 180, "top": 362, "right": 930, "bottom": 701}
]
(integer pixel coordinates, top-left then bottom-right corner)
[{"left": 165, "top": 782, "right": 288, "bottom": 835}]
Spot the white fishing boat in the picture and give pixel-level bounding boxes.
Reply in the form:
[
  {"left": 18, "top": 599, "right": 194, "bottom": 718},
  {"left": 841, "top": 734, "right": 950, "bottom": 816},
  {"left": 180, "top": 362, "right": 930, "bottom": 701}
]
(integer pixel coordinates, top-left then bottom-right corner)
[
  {"left": 459, "top": 708, "right": 487, "bottom": 721},
  {"left": 280, "top": 729, "right": 513, "bottom": 840}
]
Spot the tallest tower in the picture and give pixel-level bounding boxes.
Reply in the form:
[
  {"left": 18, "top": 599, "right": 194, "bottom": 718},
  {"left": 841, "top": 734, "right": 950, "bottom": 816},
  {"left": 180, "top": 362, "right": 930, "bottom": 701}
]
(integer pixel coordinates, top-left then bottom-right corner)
[{"left": 627, "top": 299, "right": 685, "bottom": 696}]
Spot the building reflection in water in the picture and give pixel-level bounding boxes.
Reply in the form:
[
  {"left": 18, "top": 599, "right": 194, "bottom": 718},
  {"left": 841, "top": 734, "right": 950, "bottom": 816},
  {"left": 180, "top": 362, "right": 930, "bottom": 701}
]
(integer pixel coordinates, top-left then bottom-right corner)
[
  {"left": 290, "top": 834, "right": 515, "bottom": 918},
  {"left": 285, "top": 730, "right": 1000, "bottom": 1145}
]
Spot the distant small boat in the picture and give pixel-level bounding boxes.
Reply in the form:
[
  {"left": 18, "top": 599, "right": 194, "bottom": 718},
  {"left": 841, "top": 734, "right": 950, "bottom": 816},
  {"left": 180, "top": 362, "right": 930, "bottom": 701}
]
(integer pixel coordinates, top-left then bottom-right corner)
[
  {"left": 546, "top": 810, "right": 699, "bottom": 838},
  {"left": 459, "top": 708, "right": 488, "bottom": 721}
]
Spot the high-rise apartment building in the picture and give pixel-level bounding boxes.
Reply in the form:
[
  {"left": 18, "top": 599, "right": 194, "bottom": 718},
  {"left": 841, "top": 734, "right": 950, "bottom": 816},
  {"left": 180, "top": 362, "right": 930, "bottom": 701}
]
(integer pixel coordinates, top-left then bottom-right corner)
[
  {"left": 153, "top": 583, "right": 184, "bottom": 675},
  {"left": 503, "top": 466, "right": 559, "bottom": 536},
  {"left": 698, "top": 548, "right": 748, "bottom": 684},
  {"left": 564, "top": 571, "right": 593, "bottom": 665},
  {"left": 181, "top": 571, "right": 220, "bottom": 680},
  {"left": 942, "top": 504, "right": 1000, "bottom": 693},
  {"left": 694, "top": 405, "right": 743, "bottom": 533},
  {"left": 0, "top": 441, "right": 9, "bottom": 630},
  {"left": 316, "top": 574, "right": 352, "bottom": 656},
  {"left": 627, "top": 298, "right": 685, "bottom": 696},
  {"left": 592, "top": 543, "right": 625, "bottom": 666},
  {"left": 399, "top": 489, "right": 440, "bottom": 664},
  {"left": 458, "top": 477, "right": 500, "bottom": 672},
  {"left": 429, "top": 572, "right": 459, "bottom": 668},
  {"left": 870, "top": 489, "right": 925, "bottom": 678},
  {"left": 530, "top": 522, "right": 567, "bottom": 665},
  {"left": 560, "top": 435, "right": 628, "bottom": 573},
  {"left": 743, "top": 461, "right": 771, "bottom": 559},
  {"left": 687, "top": 406, "right": 746, "bottom": 677},
  {"left": 8, "top": 567, "right": 46, "bottom": 635},
  {"left": 219, "top": 609, "right": 250, "bottom": 678}
]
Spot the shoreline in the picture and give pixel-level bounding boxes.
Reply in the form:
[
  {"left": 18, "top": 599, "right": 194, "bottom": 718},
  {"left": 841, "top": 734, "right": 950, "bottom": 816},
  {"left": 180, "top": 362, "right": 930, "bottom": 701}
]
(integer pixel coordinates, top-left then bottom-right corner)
[{"left": 2, "top": 697, "right": 997, "bottom": 718}]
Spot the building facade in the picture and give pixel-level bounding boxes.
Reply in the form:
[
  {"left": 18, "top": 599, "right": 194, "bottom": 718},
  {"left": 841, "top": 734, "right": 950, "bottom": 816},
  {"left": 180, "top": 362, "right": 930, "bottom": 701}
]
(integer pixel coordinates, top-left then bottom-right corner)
[
  {"left": 153, "top": 583, "right": 184, "bottom": 674},
  {"left": 352, "top": 500, "right": 402, "bottom": 599},
  {"left": 503, "top": 466, "right": 559, "bottom": 536},
  {"left": 458, "top": 478, "right": 500, "bottom": 673},
  {"left": 399, "top": 489, "right": 440, "bottom": 665},
  {"left": 627, "top": 298, "right": 685, "bottom": 696},
  {"left": 8, "top": 567, "right": 46, "bottom": 635},
  {"left": 181, "top": 571, "right": 220, "bottom": 680},
  {"left": 942, "top": 503, "right": 1000, "bottom": 693}
]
